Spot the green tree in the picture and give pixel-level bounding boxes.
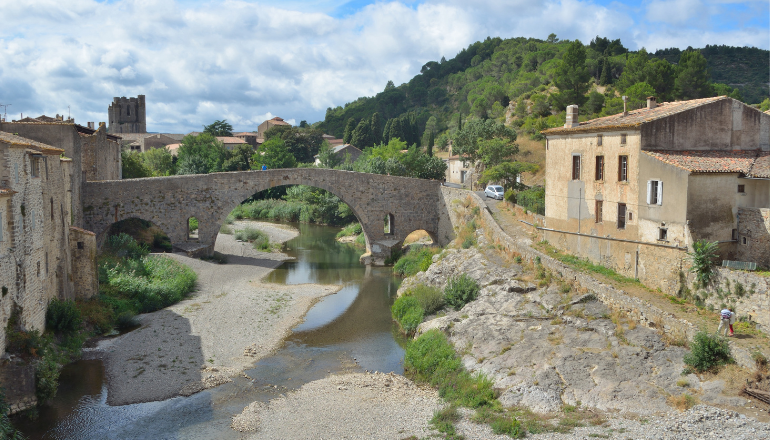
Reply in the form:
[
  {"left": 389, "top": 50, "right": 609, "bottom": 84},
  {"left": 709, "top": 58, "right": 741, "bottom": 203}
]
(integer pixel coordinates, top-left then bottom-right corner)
[
  {"left": 299, "top": 120, "right": 308, "bottom": 128},
  {"left": 599, "top": 58, "right": 611, "bottom": 85},
  {"left": 478, "top": 138, "right": 518, "bottom": 167},
  {"left": 712, "top": 83, "right": 742, "bottom": 100},
  {"left": 552, "top": 41, "right": 591, "bottom": 109},
  {"left": 222, "top": 144, "right": 254, "bottom": 171},
  {"left": 643, "top": 58, "right": 676, "bottom": 101},
  {"left": 316, "top": 142, "right": 341, "bottom": 169},
  {"left": 676, "top": 50, "right": 713, "bottom": 99},
  {"left": 343, "top": 118, "right": 356, "bottom": 144},
  {"left": 203, "top": 119, "right": 233, "bottom": 136},
  {"left": 251, "top": 137, "right": 297, "bottom": 170},
  {"left": 122, "top": 151, "right": 152, "bottom": 179},
  {"left": 585, "top": 91, "right": 605, "bottom": 114},
  {"left": 617, "top": 49, "right": 650, "bottom": 91},
  {"left": 452, "top": 119, "right": 517, "bottom": 165},
  {"left": 546, "top": 33, "right": 559, "bottom": 44},
  {"left": 427, "top": 131, "right": 434, "bottom": 157},
  {"left": 370, "top": 112, "right": 382, "bottom": 145},
  {"left": 176, "top": 154, "right": 209, "bottom": 175},
  {"left": 351, "top": 118, "right": 373, "bottom": 149},
  {"left": 142, "top": 147, "right": 175, "bottom": 176},
  {"left": 479, "top": 161, "right": 539, "bottom": 190},
  {"left": 624, "top": 82, "right": 656, "bottom": 109},
  {"left": 177, "top": 133, "right": 228, "bottom": 173},
  {"left": 687, "top": 240, "right": 719, "bottom": 287}
]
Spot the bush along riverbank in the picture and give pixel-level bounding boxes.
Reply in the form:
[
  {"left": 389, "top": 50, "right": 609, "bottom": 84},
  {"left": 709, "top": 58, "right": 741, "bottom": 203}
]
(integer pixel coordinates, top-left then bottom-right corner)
[
  {"left": 5, "top": 234, "right": 198, "bottom": 418},
  {"left": 231, "top": 185, "right": 356, "bottom": 226}
]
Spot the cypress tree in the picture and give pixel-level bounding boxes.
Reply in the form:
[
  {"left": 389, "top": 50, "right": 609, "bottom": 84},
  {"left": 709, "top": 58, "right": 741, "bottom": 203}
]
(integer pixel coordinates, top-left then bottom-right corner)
[
  {"left": 600, "top": 58, "right": 611, "bottom": 85},
  {"left": 370, "top": 113, "right": 382, "bottom": 146},
  {"left": 427, "top": 131, "right": 434, "bottom": 157},
  {"left": 382, "top": 119, "right": 392, "bottom": 144},
  {"left": 343, "top": 118, "right": 356, "bottom": 144}
]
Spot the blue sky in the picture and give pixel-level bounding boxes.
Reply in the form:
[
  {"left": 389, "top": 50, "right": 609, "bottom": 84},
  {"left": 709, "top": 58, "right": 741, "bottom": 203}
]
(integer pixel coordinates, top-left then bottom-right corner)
[{"left": 1, "top": 0, "right": 767, "bottom": 133}]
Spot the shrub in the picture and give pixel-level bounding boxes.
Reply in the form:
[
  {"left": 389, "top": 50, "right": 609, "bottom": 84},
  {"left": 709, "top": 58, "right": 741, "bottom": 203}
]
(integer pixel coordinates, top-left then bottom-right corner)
[
  {"left": 46, "top": 299, "right": 82, "bottom": 334},
  {"left": 683, "top": 331, "right": 733, "bottom": 373},
  {"left": 391, "top": 296, "right": 424, "bottom": 334},
  {"left": 152, "top": 232, "right": 172, "bottom": 252},
  {"left": 393, "top": 246, "right": 441, "bottom": 277},
  {"left": 491, "top": 415, "right": 524, "bottom": 437},
  {"left": 406, "top": 284, "right": 445, "bottom": 315},
  {"left": 104, "top": 233, "right": 149, "bottom": 259},
  {"left": 688, "top": 240, "right": 719, "bottom": 287},
  {"left": 445, "top": 274, "right": 480, "bottom": 311},
  {"left": 35, "top": 352, "right": 60, "bottom": 403},
  {"left": 0, "top": 388, "right": 26, "bottom": 439},
  {"left": 504, "top": 189, "right": 517, "bottom": 204},
  {"left": 116, "top": 311, "right": 140, "bottom": 330},
  {"left": 336, "top": 222, "right": 362, "bottom": 238},
  {"left": 405, "top": 329, "right": 462, "bottom": 384},
  {"left": 219, "top": 224, "right": 232, "bottom": 234},
  {"left": 188, "top": 217, "right": 199, "bottom": 232}
]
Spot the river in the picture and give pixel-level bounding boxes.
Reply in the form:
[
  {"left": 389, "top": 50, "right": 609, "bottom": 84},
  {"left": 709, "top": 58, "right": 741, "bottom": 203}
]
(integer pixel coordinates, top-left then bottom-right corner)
[{"left": 14, "top": 222, "right": 405, "bottom": 439}]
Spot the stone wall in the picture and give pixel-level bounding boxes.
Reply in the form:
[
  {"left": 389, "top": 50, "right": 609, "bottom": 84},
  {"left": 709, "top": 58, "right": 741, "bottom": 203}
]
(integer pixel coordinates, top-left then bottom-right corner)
[
  {"left": 83, "top": 169, "right": 442, "bottom": 263},
  {"left": 0, "top": 358, "right": 36, "bottom": 414},
  {"left": 69, "top": 227, "right": 98, "bottom": 299},
  {"left": 701, "top": 268, "right": 770, "bottom": 330},
  {"left": 80, "top": 123, "right": 121, "bottom": 182},
  {"left": 737, "top": 207, "right": 770, "bottom": 268}
]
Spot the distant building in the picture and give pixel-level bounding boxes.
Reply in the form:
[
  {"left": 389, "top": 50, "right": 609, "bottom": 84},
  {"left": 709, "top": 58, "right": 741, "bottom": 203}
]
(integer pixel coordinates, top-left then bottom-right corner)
[
  {"left": 233, "top": 132, "right": 259, "bottom": 148},
  {"left": 322, "top": 134, "right": 345, "bottom": 147},
  {"left": 216, "top": 136, "right": 251, "bottom": 151},
  {"left": 257, "top": 117, "right": 290, "bottom": 138},
  {"left": 542, "top": 96, "right": 770, "bottom": 292},
  {"left": 125, "top": 133, "right": 182, "bottom": 153},
  {"left": 108, "top": 95, "right": 146, "bottom": 134},
  {"left": 444, "top": 140, "right": 477, "bottom": 189},
  {"left": 314, "top": 144, "right": 362, "bottom": 165}
]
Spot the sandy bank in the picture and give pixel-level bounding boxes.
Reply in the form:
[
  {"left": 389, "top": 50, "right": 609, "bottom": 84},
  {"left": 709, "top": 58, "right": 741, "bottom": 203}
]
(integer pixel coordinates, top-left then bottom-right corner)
[
  {"left": 232, "top": 372, "right": 442, "bottom": 439},
  {"left": 93, "top": 222, "right": 340, "bottom": 406}
]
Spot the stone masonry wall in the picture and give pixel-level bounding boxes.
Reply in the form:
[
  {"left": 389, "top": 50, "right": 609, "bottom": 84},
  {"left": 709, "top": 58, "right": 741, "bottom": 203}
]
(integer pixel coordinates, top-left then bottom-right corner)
[
  {"left": 69, "top": 227, "right": 98, "bottom": 299},
  {"left": 737, "top": 207, "right": 770, "bottom": 268},
  {"left": 701, "top": 268, "right": 770, "bottom": 330},
  {"left": 83, "top": 169, "right": 442, "bottom": 262},
  {"left": 80, "top": 124, "right": 121, "bottom": 182}
]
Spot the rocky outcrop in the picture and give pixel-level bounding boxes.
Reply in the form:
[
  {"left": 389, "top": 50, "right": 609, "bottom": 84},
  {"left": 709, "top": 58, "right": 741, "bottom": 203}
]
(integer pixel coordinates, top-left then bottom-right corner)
[{"left": 411, "top": 239, "right": 746, "bottom": 415}]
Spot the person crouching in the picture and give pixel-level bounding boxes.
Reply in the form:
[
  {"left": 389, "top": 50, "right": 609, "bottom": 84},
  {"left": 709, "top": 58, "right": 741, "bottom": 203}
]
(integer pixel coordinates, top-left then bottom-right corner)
[{"left": 717, "top": 308, "right": 735, "bottom": 337}]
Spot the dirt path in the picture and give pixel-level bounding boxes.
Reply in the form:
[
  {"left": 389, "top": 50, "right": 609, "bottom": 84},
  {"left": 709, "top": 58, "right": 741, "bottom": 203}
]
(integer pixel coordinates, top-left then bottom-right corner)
[{"left": 91, "top": 222, "right": 341, "bottom": 406}]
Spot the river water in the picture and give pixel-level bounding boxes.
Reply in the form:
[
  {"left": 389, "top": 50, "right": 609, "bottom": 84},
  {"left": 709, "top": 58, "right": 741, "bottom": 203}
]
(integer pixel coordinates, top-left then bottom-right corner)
[{"left": 14, "top": 223, "right": 405, "bottom": 439}]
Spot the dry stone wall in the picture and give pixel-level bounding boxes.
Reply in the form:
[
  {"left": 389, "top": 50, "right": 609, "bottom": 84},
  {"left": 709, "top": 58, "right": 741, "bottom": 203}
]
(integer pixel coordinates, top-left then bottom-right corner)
[
  {"left": 69, "top": 227, "right": 98, "bottom": 299},
  {"left": 83, "top": 169, "right": 442, "bottom": 262}
]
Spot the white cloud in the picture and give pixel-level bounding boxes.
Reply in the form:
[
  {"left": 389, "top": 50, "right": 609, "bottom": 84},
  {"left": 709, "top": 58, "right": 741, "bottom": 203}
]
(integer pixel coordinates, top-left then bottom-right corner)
[{"left": 0, "top": 0, "right": 766, "bottom": 133}]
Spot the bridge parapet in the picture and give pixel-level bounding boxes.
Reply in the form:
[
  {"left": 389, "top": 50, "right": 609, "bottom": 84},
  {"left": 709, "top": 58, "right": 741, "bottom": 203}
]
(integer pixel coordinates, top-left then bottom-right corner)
[{"left": 82, "top": 169, "right": 442, "bottom": 263}]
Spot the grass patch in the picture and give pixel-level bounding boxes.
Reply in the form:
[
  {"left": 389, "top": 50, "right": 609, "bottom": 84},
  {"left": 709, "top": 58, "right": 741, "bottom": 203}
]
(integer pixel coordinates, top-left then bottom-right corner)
[
  {"left": 391, "top": 296, "right": 424, "bottom": 335},
  {"left": 234, "top": 227, "right": 274, "bottom": 251},
  {"left": 402, "top": 284, "right": 444, "bottom": 315},
  {"left": 535, "top": 241, "right": 642, "bottom": 286},
  {"left": 430, "top": 406, "right": 462, "bottom": 438},
  {"left": 393, "top": 246, "right": 442, "bottom": 277},
  {"left": 668, "top": 393, "right": 699, "bottom": 411},
  {"left": 445, "top": 274, "right": 480, "bottom": 311},
  {"left": 336, "top": 222, "right": 362, "bottom": 238}
]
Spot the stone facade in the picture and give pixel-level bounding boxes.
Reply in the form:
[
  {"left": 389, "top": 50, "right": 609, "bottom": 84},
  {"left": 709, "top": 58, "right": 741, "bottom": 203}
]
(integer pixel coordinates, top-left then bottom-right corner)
[
  {"left": 82, "top": 168, "right": 442, "bottom": 263},
  {"left": 69, "top": 227, "right": 98, "bottom": 299},
  {"left": 542, "top": 97, "right": 770, "bottom": 293},
  {"left": 108, "top": 95, "right": 147, "bottom": 134},
  {"left": 736, "top": 207, "right": 770, "bottom": 267},
  {"left": 80, "top": 122, "right": 122, "bottom": 181},
  {"left": 0, "top": 132, "right": 74, "bottom": 351}
]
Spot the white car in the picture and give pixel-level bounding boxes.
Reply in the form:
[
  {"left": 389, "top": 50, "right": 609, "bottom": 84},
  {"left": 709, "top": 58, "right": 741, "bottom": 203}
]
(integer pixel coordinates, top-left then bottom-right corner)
[{"left": 484, "top": 185, "right": 504, "bottom": 200}]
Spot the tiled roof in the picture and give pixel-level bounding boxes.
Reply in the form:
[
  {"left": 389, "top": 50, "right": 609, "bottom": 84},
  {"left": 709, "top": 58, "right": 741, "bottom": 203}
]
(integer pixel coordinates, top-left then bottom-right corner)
[
  {"left": 69, "top": 226, "right": 96, "bottom": 236},
  {"left": 643, "top": 150, "right": 770, "bottom": 177},
  {"left": 216, "top": 136, "right": 249, "bottom": 144},
  {"left": 543, "top": 96, "right": 728, "bottom": 135},
  {"left": 233, "top": 132, "right": 256, "bottom": 137},
  {"left": 0, "top": 131, "right": 65, "bottom": 154}
]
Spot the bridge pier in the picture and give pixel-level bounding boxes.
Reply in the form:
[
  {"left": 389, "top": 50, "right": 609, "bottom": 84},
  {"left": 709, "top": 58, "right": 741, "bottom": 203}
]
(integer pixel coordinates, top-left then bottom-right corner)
[{"left": 359, "top": 239, "right": 401, "bottom": 265}]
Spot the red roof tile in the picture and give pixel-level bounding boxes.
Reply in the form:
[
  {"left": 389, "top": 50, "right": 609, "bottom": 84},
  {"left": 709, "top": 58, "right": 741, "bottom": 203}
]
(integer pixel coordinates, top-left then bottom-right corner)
[{"left": 644, "top": 150, "right": 770, "bottom": 177}]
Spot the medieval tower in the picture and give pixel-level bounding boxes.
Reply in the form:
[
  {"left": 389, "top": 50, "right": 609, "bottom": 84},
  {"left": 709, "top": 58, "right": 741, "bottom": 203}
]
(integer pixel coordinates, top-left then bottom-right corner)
[{"left": 107, "top": 95, "right": 146, "bottom": 134}]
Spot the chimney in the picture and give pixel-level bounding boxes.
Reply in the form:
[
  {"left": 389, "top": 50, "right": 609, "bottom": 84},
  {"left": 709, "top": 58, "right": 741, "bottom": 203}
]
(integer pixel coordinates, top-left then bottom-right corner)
[
  {"left": 98, "top": 122, "right": 106, "bottom": 131},
  {"left": 87, "top": 122, "right": 95, "bottom": 129},
  {"left": 647, "top": 96, "right": 657, "bottom": 109},
  {"left": 564, "top": 105, "right": 579, "bottom": 128},
  {"left": 622, "top": 96, "right": 628, "bottom": 116}
]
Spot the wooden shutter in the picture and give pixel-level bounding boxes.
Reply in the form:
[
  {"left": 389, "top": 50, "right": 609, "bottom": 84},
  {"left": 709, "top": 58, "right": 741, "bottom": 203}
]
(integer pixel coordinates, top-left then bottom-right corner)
[
  {"left": 656, "top": 181, "right": 663, "bottom": 205},
  {"left": 646, "top": 181, "right": 652, "bottom": 204}
]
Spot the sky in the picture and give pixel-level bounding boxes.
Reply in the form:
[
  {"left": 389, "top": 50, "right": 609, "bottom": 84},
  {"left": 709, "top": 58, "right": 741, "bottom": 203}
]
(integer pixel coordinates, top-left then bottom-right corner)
[{"left": 0, "top": 0, "right": 767, "bottom": 134}]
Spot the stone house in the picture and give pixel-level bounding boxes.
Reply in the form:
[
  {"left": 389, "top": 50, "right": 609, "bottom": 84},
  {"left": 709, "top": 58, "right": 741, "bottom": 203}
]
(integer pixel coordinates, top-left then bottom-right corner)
[
  {"left": 0, "top": 132, "right": 97, "bottom": 352},
  {"left": 216, "top": 136, "right": 251, "bottom": 151},
  {"left": 542, "top": 96, "right": 770, "bottom": 292},
  {"left": 313, "top": 144, "right": 362, "bottom": 165},
  {"left": 257, "top": 117, "right": 291, "bottom": 138},
  {"left": 233, "top": 132, "right": 259, "bottom": 148}
]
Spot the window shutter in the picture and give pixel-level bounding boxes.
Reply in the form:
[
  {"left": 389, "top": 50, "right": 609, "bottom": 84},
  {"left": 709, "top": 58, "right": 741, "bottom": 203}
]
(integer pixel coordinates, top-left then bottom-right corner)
[
  {"left": 657, "top": 181, "right": 663, "bottom": 205},
  {"left": 646, "top": 181, "right": 652, "bottom": 204}
]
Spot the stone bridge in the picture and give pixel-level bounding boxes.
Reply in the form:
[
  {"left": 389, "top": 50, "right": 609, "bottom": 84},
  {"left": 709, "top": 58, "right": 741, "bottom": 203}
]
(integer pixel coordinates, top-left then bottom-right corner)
[{"left": 82, "top": 168, "right": 446, "bottom": 263}]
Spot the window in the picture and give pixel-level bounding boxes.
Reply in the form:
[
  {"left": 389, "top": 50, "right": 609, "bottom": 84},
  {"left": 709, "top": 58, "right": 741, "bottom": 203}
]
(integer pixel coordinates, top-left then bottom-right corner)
[
  {"left": 572, "top": 155, "right": 581, "bottom": 180},
  {"left": 384, "top": 213, "right": 394, "bottom": 235},
  {"left": 658, "top": 228, "right": 668, "bottom": 241},
  {"left": 31, "top": 157, "right": 41, "bottom": 178},
  {"left": 647, "top": 180, "right": 663, "bottom": 205},
  {"left": 460, "top": 170, "right": 467, "bottom": 183},
  {"left": 742, "top": 236, "right": 747, "bottom": 245},
  {"left": 595, "top": 156, "right": 604, "bottom": 181},
  {"left": 618, "top": 156, "right": 628, "bottom": 182},
  {"left": 738, "top": 184, "right": 745, "bottom": 193},
  {"left": 595, "top": 200, "right": 603, "bottom": 223},
  {"left": 77, "top": 241, "right": 84, "bottom": 250},
  {"left": 628, "top": 212, "right": 633, "bottom": 221},
  {"left": 620, "top": 133, "right": 627, "bottom": 144},
  {"left": 617, "top": 203, "right": 627, "bottom": 229},
  {"left": 732, "top": 229, "right": 738, "bottom": 241},
  {"left": 597, "top": 134, "right": 602, "bottom": 146}
]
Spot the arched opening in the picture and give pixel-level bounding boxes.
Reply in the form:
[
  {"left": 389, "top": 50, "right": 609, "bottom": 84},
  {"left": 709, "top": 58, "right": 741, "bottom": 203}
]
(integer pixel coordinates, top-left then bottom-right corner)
[
  {"left": 402, "top": 229, "right": 436, "bottom": 249},
  {"left": 384, "top": 213, "right": 394, "bottom": 235},
  {"left": 102, "top": 217, "right": 173, "bottom": 253},
  {"left": 188, "top": 216, "right": 199, "bottom": 240}
]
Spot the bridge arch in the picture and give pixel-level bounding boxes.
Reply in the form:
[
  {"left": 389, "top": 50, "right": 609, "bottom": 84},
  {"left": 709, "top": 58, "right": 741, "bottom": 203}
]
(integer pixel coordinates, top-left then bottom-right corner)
[{"left": 82, "top": 168, "right": 442, "bottom": 263}]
